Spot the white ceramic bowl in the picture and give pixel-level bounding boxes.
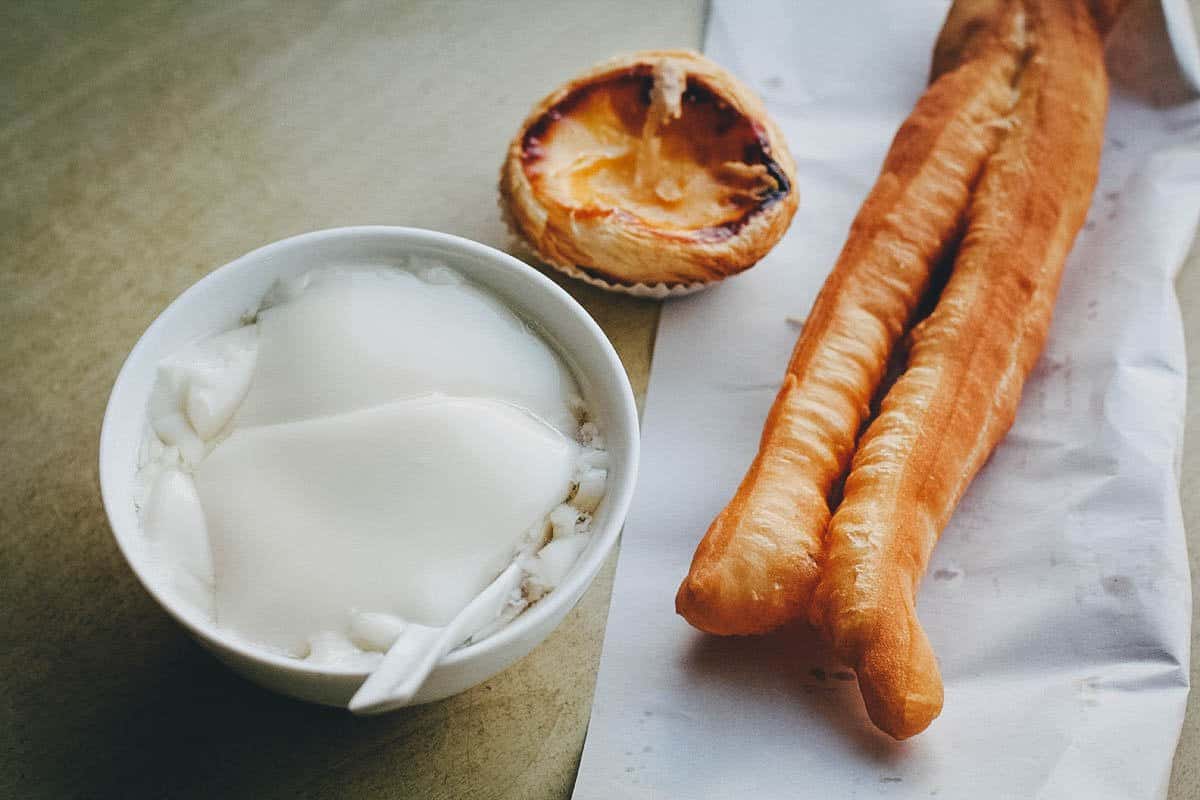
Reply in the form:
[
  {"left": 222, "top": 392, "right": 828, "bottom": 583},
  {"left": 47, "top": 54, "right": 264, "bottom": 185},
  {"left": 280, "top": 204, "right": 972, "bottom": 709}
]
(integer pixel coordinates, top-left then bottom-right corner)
[{"left": 99, "top": 226, "right": 639, "bottom": 707}]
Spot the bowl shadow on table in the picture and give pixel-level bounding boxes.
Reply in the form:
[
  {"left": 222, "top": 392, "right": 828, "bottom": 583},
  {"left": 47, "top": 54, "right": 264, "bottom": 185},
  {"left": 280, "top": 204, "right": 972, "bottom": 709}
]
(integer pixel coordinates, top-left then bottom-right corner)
[
  {"left": 682, "top": 621, "right": 912, "bottom": 763},
  {"left": 55, "top": 643, "right": 424, "bottom": 798},
  {"left": 33, "top": 621, "right": 526, "bottom": 800}
]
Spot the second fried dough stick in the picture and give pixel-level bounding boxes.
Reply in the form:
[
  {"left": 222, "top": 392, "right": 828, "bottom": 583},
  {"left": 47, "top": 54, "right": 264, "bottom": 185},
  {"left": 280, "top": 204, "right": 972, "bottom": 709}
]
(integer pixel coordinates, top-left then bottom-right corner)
[
  {"left": 675, "top": 6, "right": 1027, "bottom": 636},
  {"left": 811, "top": 0, "right": 1108, "bottom": 740}
]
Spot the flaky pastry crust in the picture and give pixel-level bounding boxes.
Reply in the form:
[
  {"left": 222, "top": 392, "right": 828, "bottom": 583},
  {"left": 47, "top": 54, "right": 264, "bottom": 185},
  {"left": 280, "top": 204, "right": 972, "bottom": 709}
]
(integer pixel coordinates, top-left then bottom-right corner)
[{"left": 500, "top": 50, "right": 798, "bottom": 291}]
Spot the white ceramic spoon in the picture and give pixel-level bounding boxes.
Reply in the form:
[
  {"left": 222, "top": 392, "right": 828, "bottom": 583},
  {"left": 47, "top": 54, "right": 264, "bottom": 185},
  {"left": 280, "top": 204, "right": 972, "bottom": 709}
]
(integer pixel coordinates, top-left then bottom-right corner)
[{"left": 348, "top": 561, "right": 524, "bottom": 715}]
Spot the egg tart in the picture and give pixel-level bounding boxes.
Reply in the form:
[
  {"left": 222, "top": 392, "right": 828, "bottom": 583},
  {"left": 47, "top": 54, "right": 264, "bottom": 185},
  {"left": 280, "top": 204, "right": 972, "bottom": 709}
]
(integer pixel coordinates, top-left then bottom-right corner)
[{"left": 501, "top": 50, "right": 798, "bottom": 295}]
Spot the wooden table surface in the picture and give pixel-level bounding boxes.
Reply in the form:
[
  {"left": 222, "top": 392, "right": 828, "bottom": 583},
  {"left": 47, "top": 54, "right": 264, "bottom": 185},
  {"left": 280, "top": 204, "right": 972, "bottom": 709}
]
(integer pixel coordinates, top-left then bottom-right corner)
[{"left": 2, "top": 2, "right": 1197, "bottom": 798}]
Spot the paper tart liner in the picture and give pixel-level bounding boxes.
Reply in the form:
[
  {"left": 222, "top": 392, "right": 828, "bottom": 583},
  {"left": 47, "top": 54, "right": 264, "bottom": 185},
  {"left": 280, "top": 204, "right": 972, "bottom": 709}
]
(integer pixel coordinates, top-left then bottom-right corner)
[{"left": 542, "top": 260, "right": 713, "bottom": 298}]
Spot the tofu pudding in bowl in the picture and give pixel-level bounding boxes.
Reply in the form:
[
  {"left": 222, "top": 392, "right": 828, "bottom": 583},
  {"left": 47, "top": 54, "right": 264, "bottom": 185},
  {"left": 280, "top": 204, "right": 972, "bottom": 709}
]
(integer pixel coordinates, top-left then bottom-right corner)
[
  {"left": 138, "top": 264, "right": 607, "bottom": 667},
  {"left": 99, "top": 228, "right": 639, "bottom": 706}
]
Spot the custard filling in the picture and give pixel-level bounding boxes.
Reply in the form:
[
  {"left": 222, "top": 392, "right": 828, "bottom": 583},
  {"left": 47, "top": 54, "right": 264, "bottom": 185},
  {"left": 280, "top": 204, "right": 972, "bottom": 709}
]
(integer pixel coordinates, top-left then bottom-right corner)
[{"left": 522, "top": 61, "right": 786, "bottom": 233}]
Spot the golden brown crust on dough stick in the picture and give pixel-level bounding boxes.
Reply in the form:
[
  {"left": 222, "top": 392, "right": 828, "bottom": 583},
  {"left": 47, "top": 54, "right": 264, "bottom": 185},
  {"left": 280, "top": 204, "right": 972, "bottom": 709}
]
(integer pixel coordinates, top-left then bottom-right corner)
[
  {"left": 675, "top": 7, "right": 1026, "bottom": 636},
  {"left": 812, "top": 0, "right": 1107, "bottom": 740},
  {"left": 930, "top": 0, "right": 1020, "bottom": 82},
  {"left": 932, "top": 0, "right": 1124, "bottom": 81}
]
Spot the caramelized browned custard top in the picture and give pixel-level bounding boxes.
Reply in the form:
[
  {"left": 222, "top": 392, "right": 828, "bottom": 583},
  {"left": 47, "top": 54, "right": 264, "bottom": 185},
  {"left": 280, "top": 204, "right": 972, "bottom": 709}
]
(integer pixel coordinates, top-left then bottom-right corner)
[{"left": 521, "top": 64, "right": 790, "bottom": 237}]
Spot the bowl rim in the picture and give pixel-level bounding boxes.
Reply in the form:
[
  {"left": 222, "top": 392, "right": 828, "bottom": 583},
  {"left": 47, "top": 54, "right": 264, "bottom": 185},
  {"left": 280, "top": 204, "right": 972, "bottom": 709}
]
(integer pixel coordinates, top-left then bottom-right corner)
[{"left": 99, "top": 225, "right": 640, "bottom": 680}]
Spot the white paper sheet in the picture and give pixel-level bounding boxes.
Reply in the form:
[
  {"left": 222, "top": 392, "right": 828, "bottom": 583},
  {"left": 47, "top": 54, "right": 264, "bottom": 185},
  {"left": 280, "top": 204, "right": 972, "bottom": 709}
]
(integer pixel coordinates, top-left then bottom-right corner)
[{"left": 574, "top": 2, "right": 1200, "bottom": 797}]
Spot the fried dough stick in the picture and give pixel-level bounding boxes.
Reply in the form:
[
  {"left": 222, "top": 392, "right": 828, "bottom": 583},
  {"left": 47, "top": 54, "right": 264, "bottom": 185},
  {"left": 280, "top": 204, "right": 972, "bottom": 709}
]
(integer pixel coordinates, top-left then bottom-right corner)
[
  {"left": 811, "top": 0, "right": 1107, "bottom": 740},
  {"left": 675, "top": 5, "right": 1027, "bottom": 635}
]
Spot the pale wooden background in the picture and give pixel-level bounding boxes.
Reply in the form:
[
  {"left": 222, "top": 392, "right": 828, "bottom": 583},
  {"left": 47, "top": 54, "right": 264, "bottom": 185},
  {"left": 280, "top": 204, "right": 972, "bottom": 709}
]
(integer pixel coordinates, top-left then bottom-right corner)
[{"left": 1, "top": 1, "right": 1197, "bottom": 797}]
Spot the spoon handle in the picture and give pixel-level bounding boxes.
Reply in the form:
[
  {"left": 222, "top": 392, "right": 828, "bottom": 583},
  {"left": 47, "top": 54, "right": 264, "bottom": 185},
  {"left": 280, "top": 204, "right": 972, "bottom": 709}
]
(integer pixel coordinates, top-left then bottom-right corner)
[{"left": 349, "top": 561, "right": 524, "bottom": 714}]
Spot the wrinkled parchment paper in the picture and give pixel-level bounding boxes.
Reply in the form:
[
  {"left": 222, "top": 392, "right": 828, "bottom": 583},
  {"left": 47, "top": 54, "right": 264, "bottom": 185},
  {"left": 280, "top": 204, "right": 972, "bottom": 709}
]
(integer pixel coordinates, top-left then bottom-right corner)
[{"left": 574, "top": 2, "right": 1200, "bottom": 797}]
